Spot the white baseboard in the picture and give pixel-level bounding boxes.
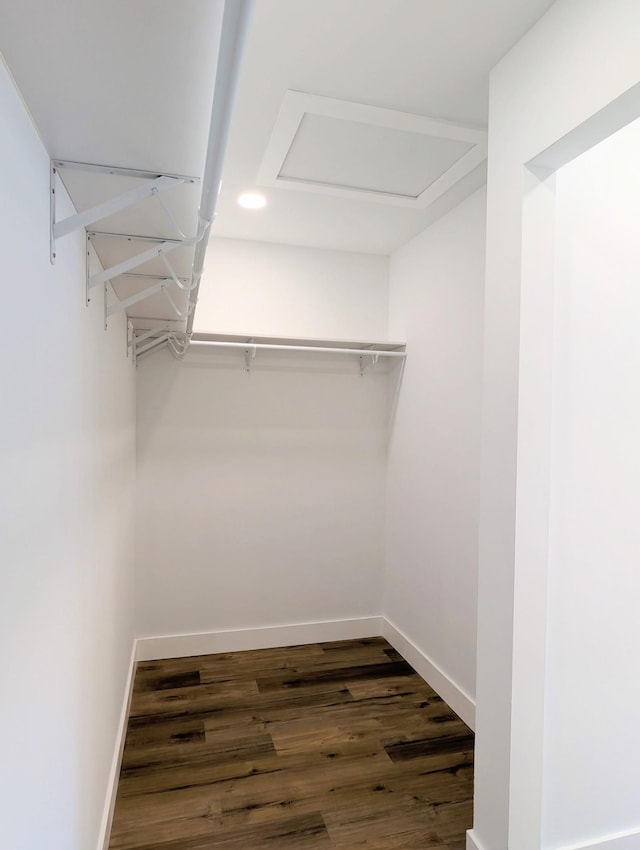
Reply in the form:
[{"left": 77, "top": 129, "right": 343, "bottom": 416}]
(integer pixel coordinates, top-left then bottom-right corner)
[
  {"left": 466, "top": 829, "right": 485, "bottom": 850},
  {"left": 97, "top": 641, "right": 137, "bottom": 850},
  {"left": 135, "top": 616, "right": 475, "bottom": 730},
  {"left": 135, "top": 616, "right": 385, "bottom": 662},
  {"left": 556, "top": 828, "right": 640, "bottom": 850},
  {"left": 382, "top": 617, "right": 475, "bottom": 730},
  {"left": 465, "top": 826, "right": 640, "bottom": 850}
]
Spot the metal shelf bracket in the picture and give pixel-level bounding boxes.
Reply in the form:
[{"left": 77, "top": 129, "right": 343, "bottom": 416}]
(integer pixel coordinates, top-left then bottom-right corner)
[
  {"left": 132, "top": 327, "right": 171, "bottom": 363},
  {"left": 245, "top": 340, "right": 257, "bottom": 373},
  {"left": 105, "top": 275, "right": 195, "bottom": 319},
  {"left": 88, "top": 237, "right": 185, "bottom": 291},
  {"left": 50, "top": 159, "right": 199, "bottom": 265},
  {"left": 86, "top": 232, "right": 198, "bottom": 327},
  {"left": 127, "top": 320, "right": 134, "bottom": 359},
  {"left": 359, "top": 352, "right": 380, "bottom": 377}
]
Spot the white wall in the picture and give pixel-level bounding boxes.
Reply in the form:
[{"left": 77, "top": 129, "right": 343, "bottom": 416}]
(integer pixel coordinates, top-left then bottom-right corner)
[
  {"left": 542, "top": 118, "right": 640, "bottom": 849},
  {"left": 385, "top": 188, "right": 485, "bottom": 724},
  {"left": 0, "top": 58, "right": 136, "bottom": 850},
  {"left": 474, "top": 2, "right": 640, "bottom": 849},
  {"left": 194, "top": 237, "right": 389, "bottom": 340},
  {"left": 135, "top": 346, "right": 390, "bottom": 639},
  {"left": 137, "top": 238, "right": 392, "bottom": 642}
]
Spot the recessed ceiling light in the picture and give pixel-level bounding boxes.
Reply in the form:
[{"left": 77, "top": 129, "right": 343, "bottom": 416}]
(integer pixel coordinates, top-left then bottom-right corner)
[{"left": 237, "top": 191, "right": 267, "bottom": 210}]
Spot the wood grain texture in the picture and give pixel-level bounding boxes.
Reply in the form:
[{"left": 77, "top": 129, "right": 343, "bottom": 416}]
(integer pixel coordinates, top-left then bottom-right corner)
[{"left": 109, "top": 638, "right": 473, "bottom": 850}]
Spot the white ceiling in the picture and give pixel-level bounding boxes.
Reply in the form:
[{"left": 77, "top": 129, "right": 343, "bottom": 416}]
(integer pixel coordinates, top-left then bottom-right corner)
[
  {"left": 0, "top": 0, "right": 224, "bottom": 177},
  {"left": 211, "top": 0, "right": 556, "bottom": 255}
]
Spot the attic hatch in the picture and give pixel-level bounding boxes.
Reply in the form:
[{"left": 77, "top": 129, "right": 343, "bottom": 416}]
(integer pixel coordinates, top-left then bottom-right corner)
[{"left": 257, "top": 91, "right": 488, "bottom": 208}]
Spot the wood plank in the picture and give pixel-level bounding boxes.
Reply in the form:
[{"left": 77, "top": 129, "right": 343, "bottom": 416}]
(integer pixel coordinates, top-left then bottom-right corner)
[{"left": 108, "top": 638, "right": 473, "bottom": 850}]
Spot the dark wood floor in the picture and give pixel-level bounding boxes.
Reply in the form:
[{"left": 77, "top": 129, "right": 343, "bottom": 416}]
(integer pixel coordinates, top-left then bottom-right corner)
[{"left": 109, "top": 637, "right": 474, "bottom": 850}]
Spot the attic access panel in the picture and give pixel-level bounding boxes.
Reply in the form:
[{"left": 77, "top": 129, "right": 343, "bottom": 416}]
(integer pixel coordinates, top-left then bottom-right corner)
[{"left": 257, "top": 91, "right": 487, "bottom": 208}]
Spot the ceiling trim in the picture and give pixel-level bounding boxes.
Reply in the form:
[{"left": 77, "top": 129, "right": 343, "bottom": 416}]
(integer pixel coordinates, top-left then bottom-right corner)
[{"left": 257, "top": 90, "right": 488, "bottom": 208}]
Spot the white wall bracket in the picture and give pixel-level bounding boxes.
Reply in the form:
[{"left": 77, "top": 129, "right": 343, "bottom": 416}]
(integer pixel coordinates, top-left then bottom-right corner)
[
  {"left": 86, "top": 231, "right": 198, "bottom": 327},
  {"left": 86, "top": 231, "right": 184, "bottom": 300},
  {"left": 50, "top": 159, "right": 199, "bottom": 265},
  {"left": 132, "top": 327, "right": 172, "bottom": 363},
  {"left": 88, "top": 237, "right": 185, "bottom": 290},
  {"left": 105, "top": 278, "right": 195, "bottom": 320},
  {"left": 127, "top": 320, "right": 134, "bottom": 359},
  {"left": 86, "top": 223, "right": 207, "bottom": 327},
  {"left": 245, "top": 340, "right": 256, "bottom": 373},
  {"left": 359, "top": 352, "right": 380, "bottom": 377}
]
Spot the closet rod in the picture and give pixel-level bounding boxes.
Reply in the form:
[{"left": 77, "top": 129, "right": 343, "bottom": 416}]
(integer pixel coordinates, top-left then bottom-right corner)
[
  {"left": 185, "top": 0, "right": 255, "bottom": 337},
  {"left": 190, "top": 340, "right": 406, "bottom": 357}
]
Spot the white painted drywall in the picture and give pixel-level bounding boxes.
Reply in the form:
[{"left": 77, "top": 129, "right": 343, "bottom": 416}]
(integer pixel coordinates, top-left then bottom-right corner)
[
  {"left": 135, "top": 345, "right": 391, "bottom": 639},
  {"left": 385, "top": 188, "right": 485, "bottom": 716},
  {"left": 0, "top": 58, "right": 136, "bottom": 850},
  {"left": 193, "top": 237, "right": 389, "bottom": 340},
  {"left": 475, "top": 2, "right": 640, "bottom": 849},
  {"left": 541, "top": 117, "right": 640, "bottom": 849}
]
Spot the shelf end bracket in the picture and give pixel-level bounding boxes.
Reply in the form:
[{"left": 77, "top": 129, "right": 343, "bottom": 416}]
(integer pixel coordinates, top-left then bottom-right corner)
[{"left": 245, "top": 339, "right": 256, "bottom": 373}]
